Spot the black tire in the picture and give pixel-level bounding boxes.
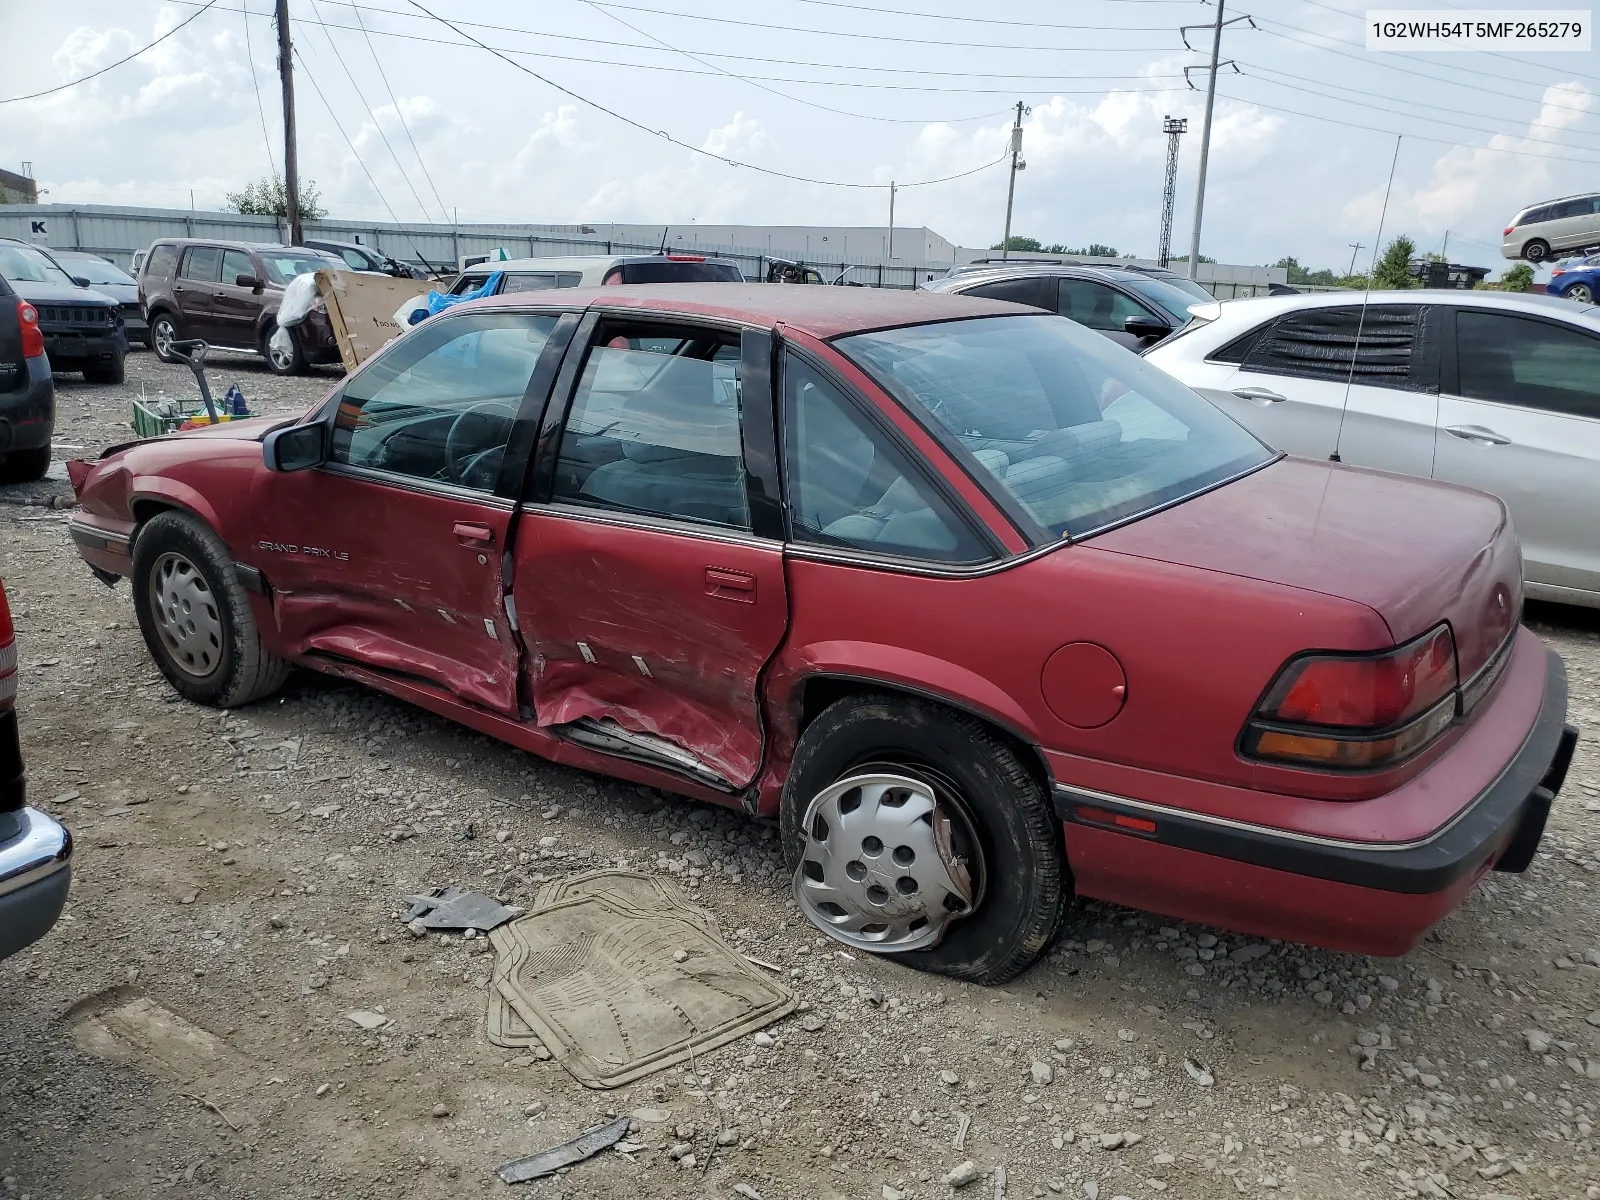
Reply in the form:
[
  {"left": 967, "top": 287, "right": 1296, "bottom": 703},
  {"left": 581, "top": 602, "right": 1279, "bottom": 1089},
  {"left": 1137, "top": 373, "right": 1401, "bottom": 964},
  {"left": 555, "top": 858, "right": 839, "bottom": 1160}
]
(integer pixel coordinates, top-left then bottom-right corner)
[
  {"left": 149, "top": 312, "right": 182, "bottom": 363},
  {"left": 1567, "top": 282, "right": 1593, "bottom": 304},
  {"left": 131, "top": 511, "right": 290, "bottom": 707},
  {"left": 1523, "top": 239, "right": 1551, "bottom": 263},
  {"left": 780, "top": 693, "right": 1068, "bottom": 985},
  {"left": 262, "top": 321, "right": 306, "bottom": 376},
  {"left": 83, "top": 352, "right": 126, "bottom": 385},
  {"left": 0, "top": 448, "right": 52, "bottom": 484}
]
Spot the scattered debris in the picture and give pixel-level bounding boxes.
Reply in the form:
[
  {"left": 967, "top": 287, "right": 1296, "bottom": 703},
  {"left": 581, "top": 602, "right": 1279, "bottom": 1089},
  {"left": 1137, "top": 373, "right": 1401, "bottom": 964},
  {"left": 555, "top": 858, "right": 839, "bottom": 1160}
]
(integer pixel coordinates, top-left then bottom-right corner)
[
  {"left": 401, "top": 887, "right": 517, "bottom": 933},
  {"left": 993, "top": 1164, "right": 1007, "bottom": 1199},
  {"left": 493, "top": 1114, "right": 632, "bottom": 1184},
  {"left": 954, "top": 1111, "right": 972, "bottom": 1151},
  {"left": 1183, "top": 1057, "right": 1215, "bottom": 1087},
  {"left": 345, "top": 1010, "right": 389, "bottom": 1031},
  {"left": 178, "top": 1091, "right": 241, "bottom": 1131},
  {"left": 733, "top": 1185, "right": 765, "bottom": 1200},
  {"left": 945, "top": 1159, "right": 981, "bottom": 1188}
]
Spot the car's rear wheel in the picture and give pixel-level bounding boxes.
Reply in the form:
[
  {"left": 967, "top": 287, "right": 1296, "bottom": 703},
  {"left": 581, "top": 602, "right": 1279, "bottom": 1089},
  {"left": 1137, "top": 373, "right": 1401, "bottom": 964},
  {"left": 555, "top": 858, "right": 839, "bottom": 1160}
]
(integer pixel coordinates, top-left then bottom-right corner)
[
  {"left": 1567, "top": 282, "right": 1594, "bottom": 304},
  {"left": 263, "top": 322, "right": 306, "bottom": 376},
  {"left": 780, "top": 693, "right": 1068, "bottom": 985},
  {"left": 0, "top": 448, "right": 52, "bottom": 484},
  {"left": 1523, "top": 239, "right": 1551, "bottom": 263},
  {"left": 149, "top": 312, "right": 182, "bottom": 363},
  {"left": 131, "top": 511, "right": 290, "bottom": 707}
]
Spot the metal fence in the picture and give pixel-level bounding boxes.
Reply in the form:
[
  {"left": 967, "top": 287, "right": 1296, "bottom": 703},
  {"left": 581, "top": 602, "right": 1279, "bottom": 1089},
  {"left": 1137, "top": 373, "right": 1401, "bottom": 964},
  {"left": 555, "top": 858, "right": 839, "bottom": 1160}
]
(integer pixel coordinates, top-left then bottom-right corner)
[{"left": 0, "top": 204, "right": 951, "bottom": 289}]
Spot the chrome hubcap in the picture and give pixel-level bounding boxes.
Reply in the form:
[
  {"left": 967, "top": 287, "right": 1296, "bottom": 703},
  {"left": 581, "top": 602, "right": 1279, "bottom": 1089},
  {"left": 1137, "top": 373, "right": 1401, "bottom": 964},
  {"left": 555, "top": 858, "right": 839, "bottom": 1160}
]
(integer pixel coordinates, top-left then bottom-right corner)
[
  {"left": 149, "top": 551, "right": 223, "bottom": 679},
  {"left": 153, "top": 319, "right": 174, "bottom": 356},
  {"left": 1571, "top": 284, "right": 1593, "bottom": 303},
  {"left": 793, "top": 769, "right": 981, "bottom": 953},
  {"left": 268, "top": 331, "right": 293, "bottom": 370}
]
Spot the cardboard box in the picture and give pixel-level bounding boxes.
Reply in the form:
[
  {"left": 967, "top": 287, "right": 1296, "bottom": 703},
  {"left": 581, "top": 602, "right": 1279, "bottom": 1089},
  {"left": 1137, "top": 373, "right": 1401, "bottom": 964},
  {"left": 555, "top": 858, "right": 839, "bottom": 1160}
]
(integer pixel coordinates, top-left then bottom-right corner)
[{"left": 316, "top": 270, "right": 430, "bottom": 371}]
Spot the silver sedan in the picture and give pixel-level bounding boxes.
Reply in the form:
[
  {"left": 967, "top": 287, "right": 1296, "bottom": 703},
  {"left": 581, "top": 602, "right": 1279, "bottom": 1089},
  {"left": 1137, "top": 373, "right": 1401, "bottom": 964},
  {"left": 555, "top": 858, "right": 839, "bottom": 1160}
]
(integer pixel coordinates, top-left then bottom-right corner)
[{"left": 1144, "top": 290, "right": 1600, "bottom": 609}]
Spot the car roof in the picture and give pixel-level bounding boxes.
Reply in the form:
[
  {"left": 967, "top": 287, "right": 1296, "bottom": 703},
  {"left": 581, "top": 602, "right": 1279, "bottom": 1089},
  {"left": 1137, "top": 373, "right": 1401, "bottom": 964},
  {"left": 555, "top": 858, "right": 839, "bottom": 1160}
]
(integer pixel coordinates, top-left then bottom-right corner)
[
  {"left": 145, "top": 238, "right": 336, "bottom": 254},
  {"left": 929, "top": 264, "right": 1153, "bottom": 290},
  {"left": 459, "top": 254, "right": 738, "bottom": 276},
  {"left": 474, "top": 282, "right": 1027, "bottom": 338},
  {"left": 1200, "top": 288, "right": 1600, "bottom": 324}
]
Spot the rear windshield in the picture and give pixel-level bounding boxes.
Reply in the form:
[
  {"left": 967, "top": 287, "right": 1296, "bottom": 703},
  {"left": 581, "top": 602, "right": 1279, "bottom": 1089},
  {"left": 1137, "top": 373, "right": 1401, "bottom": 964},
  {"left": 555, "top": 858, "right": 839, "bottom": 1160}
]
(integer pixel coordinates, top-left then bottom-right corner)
[
  {"left": 621, "top": 260, "right": 743, "bottom": 284},
  {"left": 0, "top": 243, "right": 74, "bottom": 286},
  {"left": 259, "top": 252, "right": 341, "bottom": 285},
  {"left": 836, "top": 314, "right": 1272, "bottom": 538}
]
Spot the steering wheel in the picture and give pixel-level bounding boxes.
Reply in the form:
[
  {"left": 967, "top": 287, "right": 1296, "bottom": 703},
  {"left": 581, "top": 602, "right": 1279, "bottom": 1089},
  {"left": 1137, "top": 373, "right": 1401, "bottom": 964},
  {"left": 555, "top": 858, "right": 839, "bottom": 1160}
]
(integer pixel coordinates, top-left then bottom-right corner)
[{"left": 443, "top": 399, "right": 519, "bottom": 485}]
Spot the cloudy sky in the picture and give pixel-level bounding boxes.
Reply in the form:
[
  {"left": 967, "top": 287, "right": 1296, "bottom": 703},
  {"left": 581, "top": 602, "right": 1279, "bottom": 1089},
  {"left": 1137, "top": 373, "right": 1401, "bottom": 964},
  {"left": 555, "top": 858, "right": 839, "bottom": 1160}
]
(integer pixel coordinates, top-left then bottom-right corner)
[{"left": 2, "top": 0, "right": 1597, "bottom": 276}]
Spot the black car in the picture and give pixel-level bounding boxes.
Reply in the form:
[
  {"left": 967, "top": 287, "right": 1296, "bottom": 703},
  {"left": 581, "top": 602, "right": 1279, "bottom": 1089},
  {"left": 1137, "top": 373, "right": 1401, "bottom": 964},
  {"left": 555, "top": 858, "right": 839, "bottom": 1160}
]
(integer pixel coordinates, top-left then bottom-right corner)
[
  {"left": 0, "top": 239, "right": 126, "bottom": 383},
  {"left": 44, "top": 249, "right": 147, "bottom": 346},
  {"left": 303, "top": 238, "right": 428, "bottom": 279},
  {"left": 0, "top": 273, "right": 56, "bottom": 482},
  {"left": 923, "top": 263, "right": 1213, "bottom": 350}
]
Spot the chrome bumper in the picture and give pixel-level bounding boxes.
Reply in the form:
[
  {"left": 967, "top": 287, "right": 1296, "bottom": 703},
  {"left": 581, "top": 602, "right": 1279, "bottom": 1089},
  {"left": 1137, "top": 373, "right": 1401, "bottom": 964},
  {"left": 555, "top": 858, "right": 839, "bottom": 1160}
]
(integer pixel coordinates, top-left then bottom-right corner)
[{"left": 0, "top": 806, "right": 72, "bottom": 901}]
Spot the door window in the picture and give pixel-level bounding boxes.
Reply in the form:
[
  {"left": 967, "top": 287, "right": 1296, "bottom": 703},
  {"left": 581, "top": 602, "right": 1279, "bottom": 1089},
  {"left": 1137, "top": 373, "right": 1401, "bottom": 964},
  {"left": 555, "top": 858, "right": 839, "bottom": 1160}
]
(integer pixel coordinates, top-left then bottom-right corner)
[
  {"left": 180, "top": 246, "right": 222, "bottom": 282},
  {"left": 337, "top": 248, "right": 373, "bottom": 270},
  {"left": 782, "top": 355, "right": 990, "bottom": 564},
  {"left": 1242, "top": 304, "right": 1425, "bottom": 388},
  {"left": 551, "top": 328, "right": 749, "bottom": 529},
  {"left": 1455, "top": 311, "right": 1600, "bottom": 419},
  {"left": 144, "top": 243, "right": 179, "bottom": 280},
  {"left": 221, "top": 250, "right": 254, "bottom": 285},
  {"left": 963, "top": 276, "right": 1052, "bottom": 309},
  {"left": 1057, "top": 279, "right": 1153, "bottom": 331},
  {"left": 502, "top": 273, "right": 561, "bottom": 293},
  {"left": 330, "top": 312, "right": 557, "bottom": 490}
]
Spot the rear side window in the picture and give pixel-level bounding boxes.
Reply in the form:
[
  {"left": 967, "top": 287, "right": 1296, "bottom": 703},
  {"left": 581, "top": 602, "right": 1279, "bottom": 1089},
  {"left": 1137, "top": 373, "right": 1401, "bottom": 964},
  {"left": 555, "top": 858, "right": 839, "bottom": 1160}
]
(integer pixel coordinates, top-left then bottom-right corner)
[
  {"left": 619, "top": 260, "right": 743, "bottom": 284},
  {"left": 1243, "top": 305, "right": 1427, "bottom": 389},
  {"left": 963, "top": 276, "right": 1052, "bottom": 310},
  {"left": 144, "top": 243, "right": 178, "bottom": 280},
  {"left": 180, "top": 246, "right": 222, "bottom": 282},
  {"left": 1208, "top": 322, "right": 1271, "bottom": 363},
  {"left": 1455, "top": 310, "right": 1600, "bottom": 419},
  {"left": 501, "top": 273, "right": 584, "bottom": 293}
]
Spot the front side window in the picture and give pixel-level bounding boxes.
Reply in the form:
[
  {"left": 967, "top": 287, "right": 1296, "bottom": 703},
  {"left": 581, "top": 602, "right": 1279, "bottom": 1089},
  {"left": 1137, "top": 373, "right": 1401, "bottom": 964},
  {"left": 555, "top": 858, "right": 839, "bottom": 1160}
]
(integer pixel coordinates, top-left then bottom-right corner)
[
  {"left": 338, "top": 248, "right": 373, "bottom": 270},
  {"left": 1057, "top": 279, "right": 1154, "bottom": 331},
  {"left": 331, "top": 312, "right": 556, "bottom": 490},
  {"left": 836, "top": 314, "right": 1272, "bottom": 538},
  {"left": 221, "top": 250, "right": 254, "bottom": 285},
  {"left": 1242, "top": 304, "right": 1425, "bottom": 388},
  {"left": 783, "top": 356, "right": 990, "bottom": 564},
  {"left": 551, "top": 326, "right": 749, "bottom": 530},
  {"left": 1456, "top": 311, "right": 1600, "bottom": 419},
  {"left": 144, "top": 243, "right": 179, "bottom": 280}
]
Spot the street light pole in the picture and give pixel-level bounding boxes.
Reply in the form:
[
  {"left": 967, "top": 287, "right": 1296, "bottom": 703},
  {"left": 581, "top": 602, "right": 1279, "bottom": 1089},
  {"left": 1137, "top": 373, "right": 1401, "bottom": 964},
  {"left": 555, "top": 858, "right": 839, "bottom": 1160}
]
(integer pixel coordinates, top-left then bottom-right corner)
[
  {"left": 275, "top": 0, "right": 302, "bottom": 246},
  {"left": 1001, "top": 101, "right": 1025, "bottom": 260},
  {"left": 887, "top": 180, "right": 896, "bottom": 260}
]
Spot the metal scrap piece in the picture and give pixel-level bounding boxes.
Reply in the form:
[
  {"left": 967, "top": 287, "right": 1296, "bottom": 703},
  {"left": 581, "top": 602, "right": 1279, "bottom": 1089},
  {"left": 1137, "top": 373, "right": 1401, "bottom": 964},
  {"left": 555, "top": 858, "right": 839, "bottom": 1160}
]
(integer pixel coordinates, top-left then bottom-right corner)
[
  {"left": 402, "top": 886, "right": 516, "bottom": 932},
  {"left": 493, "top": 1114, "right": 632, "bottom": 1183}
]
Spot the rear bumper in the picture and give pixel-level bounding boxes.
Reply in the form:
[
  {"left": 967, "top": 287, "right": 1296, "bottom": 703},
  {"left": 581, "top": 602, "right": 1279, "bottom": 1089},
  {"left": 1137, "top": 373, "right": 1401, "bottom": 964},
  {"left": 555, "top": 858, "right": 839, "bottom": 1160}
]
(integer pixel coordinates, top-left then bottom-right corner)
[
  {"left": 0, "top": 358, "right": 55, "bottom": 452},
  {"left": 0, "top": 807, "right": 72, "bottom": 960},
  {"left": 1058, "top": 647, "right": 1577, "bottom": 955}
]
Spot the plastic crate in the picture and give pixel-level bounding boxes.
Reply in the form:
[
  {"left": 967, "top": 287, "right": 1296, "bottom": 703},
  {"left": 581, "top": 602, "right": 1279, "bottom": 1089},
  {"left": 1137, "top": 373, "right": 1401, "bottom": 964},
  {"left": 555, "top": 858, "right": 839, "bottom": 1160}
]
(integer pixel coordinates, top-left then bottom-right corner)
[{"left": 131, "top": 398, "right": 253, "bottom": 438}]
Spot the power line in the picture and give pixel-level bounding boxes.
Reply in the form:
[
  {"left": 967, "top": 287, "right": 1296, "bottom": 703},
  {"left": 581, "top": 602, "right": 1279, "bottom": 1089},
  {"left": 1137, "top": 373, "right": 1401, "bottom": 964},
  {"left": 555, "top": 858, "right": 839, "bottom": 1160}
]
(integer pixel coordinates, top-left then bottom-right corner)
[
  {"left": 291, "top": 43, "right": 410, "bottom": 223},
  {"left": 403, "top": 0, "right": 1010, "bottom": 189},
  {"left": 578, "top": 0, "right": 1012, "bottom": 123},
  {"left": 0, "top": 0, "right": 221, "bottom": 104},
  {"left": 348, "top": 0, "right": 451, "bottom": 222},
  {"left": 783, "top": 0, "right": 1201, "bottom": 20},
  {"left": 240, "top": 0, "right": 278, "bottom": 175}
]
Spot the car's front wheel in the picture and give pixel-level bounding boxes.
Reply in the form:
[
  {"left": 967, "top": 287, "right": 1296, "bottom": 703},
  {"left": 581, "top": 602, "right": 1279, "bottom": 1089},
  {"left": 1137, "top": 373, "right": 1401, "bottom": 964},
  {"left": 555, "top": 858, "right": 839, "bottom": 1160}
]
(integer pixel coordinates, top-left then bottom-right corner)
[
  {"left": 1567, "top": 282, "right": 1594, "bottom": 304},
  {"left": 263, "top": 322, "right": 306, "bottom": 376},
  {"left": 149, "top": 312, "right": 182, "bottom": 363},
  {"left": 1523, "top": 239, "right": 1551, "bottom": 263},
  {"left": 781, "top": 693, "right": 1068, "bottom": 985},
  {"left": 131, "top": 511, "right": 290, "bottom": 707}
]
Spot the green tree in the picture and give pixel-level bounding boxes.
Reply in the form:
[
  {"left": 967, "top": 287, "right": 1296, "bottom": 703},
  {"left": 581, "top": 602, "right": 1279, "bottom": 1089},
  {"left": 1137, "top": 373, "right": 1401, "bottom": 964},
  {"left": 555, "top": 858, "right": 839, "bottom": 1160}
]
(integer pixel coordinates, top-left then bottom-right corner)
[
  {"left": 1499, "top": 262, "right": 1535, "bottom": 292},
  {"left": 989, "top": 236, "right": 1042, "bottom": 252},
  {"left": 225, "top": 174, "right": 327, "bottom": 220},
  {"left": 1370, "top": 235, "right": 1419, "bottom": 290},
  {"left": 1062, "top": 243, "right": 1121, "bottom": 258}
]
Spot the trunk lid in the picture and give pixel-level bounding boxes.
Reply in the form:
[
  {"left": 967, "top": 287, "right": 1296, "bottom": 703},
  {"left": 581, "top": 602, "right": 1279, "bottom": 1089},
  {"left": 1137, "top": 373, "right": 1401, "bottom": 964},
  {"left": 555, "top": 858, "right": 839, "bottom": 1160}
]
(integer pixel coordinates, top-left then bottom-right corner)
[
  {"left": 1091, "top": 456, "right": 1521, "bottom": 678},
  {"left": 0, "top": 279, "right": 21, "bottom": 393}
]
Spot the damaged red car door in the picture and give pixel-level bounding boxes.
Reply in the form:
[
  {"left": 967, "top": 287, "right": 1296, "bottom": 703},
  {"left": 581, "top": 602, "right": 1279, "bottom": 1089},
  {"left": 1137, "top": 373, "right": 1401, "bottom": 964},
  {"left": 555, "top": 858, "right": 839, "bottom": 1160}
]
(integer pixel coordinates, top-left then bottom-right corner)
[
  {"left": 246, "top": 311, "right": 564, "bottom": 714},
  {"left": 512, "top": 319, "right": 789, "bottom": 791}
]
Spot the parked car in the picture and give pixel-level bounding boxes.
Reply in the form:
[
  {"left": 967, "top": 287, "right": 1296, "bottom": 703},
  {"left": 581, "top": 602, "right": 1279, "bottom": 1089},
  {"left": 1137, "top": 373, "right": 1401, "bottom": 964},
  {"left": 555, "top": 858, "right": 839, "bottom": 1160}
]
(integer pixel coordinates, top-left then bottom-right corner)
[
  {"left": 922, "top": 264, "right": 1208, "bottom": 349},
  {"left": 1502, "top": 192, "right": 1600, "bottom": 262},
  {"left": 0, "top": 273, "right": 54, "bottom": 482},
  {"left": 0, "top": 238, "right": 126, "bottom": 385},
  {"left": 65, "top": 286, "right": 1576, "bottom": 983},
  {"left": 446, "top": 253, "right": 744, "bottom": 297},
  {"left": 43, "top": 249, "right": 147, "bottom": 346},
  {"left": 1144, "top": 289, "right": 1600, "bottom": 608},
  {"left": 138, "top": 239, "right": 344, "bottom": 375},
  {"left": 1547, "top": 253, "right": 1600, "bottom": 304},
  {"left": 0, "top": 575, "right": 73, "bottom": 960},
  {"left": 302, "top": 238, "right": 429, "bottom": 280}
]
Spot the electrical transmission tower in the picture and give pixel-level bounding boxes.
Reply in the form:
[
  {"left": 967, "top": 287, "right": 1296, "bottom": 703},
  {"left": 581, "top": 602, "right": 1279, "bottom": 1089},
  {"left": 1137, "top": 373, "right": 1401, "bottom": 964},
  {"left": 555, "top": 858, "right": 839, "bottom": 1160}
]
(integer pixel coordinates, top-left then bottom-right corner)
[{"left": 1158, "top": 116, "right": 1187, "bottom": 268}]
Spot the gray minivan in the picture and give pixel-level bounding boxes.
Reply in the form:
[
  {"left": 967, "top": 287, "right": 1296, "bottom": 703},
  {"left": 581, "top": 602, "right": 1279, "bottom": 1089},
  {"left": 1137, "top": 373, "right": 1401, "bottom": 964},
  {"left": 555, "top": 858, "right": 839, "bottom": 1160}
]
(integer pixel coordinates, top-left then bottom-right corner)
[{"left": 1502, "top": 193, "right": 1600, "bottom": 263}]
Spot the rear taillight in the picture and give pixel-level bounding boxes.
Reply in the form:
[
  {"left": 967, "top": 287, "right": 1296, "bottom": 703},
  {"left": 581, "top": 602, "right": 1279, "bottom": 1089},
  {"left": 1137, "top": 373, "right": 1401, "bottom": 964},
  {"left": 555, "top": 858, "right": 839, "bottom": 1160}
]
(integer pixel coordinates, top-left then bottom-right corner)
[
  {"left": 0, "top": 581, "right": 15, "bottom": 711},
  {"left": 1504, "top": 225, "right": 1516, "bottom": 236},
  {"left": 666, "top": 255, "right": 706, "bottom": 262},
  {"left": 1241, "top": 625, "right": 1459, "bottom": 770},
  {"left": 17, "top": 300, "right": 43, "bottom": 359},
  {"left": 1552, "top": 268, "right": 1567, "bottom": 277},
  {"left": 601, "top": 268, "right": 624, "bottom": 285}
]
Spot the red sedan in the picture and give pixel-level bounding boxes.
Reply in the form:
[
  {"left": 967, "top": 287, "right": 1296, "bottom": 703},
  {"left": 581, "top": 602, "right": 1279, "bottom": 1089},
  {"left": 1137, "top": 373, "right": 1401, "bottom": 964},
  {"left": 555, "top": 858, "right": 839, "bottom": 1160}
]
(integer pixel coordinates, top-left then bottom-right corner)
[{"left": 66, "top": 286, "right": 1577, "bottom": 984}]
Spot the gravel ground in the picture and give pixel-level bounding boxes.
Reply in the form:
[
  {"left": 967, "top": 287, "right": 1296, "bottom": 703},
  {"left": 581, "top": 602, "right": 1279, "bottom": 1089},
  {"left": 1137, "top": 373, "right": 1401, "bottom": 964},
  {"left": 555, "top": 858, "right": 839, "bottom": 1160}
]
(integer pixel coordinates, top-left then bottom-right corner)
[{"left": 2, "top": 350, "right": 1598, "bottom": 1200}]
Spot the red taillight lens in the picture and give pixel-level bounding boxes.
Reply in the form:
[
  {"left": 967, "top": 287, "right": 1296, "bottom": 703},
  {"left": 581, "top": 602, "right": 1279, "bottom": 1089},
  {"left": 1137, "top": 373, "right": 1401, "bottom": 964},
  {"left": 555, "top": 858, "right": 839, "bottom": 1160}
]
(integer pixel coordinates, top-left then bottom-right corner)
[
  {"left": 1504, "top": 226, "right": 1515, "bottom": 236},
  {"left": 17, "top": 300, "right": 44, "bottom": 359},
  {"left": 666, "top": 254, "right": 706, "bottom": 262},
  {"left": 1243, "top": 625, "right": 1459, "bottom": 770},
  {"left": 0, "top": 581, "right": 14, "bottom": 711},
  {"left": 601, "top": 268, "right": 624, "bottom": 285}
]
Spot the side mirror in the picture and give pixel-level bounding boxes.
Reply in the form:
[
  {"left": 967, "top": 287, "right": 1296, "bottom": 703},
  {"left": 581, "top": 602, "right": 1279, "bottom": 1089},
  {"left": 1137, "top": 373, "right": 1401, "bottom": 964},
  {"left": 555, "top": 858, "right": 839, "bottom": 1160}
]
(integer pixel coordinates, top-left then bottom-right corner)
[
  {"left": 72, "top": 275, "right": 92, "bottom": 288},
  {"left": 1124, "top": 314, "right": 1174, "bottom": 340},
  {"left": 263, "top": 423, "right": 324, "bottom": 472},
  {"left": 235, "top": 273, "right": 263, "bottom": 292}
]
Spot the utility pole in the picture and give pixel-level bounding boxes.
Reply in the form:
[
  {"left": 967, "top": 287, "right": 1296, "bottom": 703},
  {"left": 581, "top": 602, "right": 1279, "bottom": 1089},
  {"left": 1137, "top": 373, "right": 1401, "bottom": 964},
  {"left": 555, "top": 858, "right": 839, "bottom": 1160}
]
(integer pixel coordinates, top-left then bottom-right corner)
[
  {"left": 1441, "top": 230, "right": 1450, "bottom": 262},
  {"left": 887, "top": 181, "right": 896, "bottom": 260},
  {"left": 1346, "top": 242, "right": 1365, "bottom": 276},
  {"left": 1180, "top": 5, "right": 1252, "bottom": 279},
  {"left": 1001, "top": 101, "right": 1027, "bottom": 260},
  {"left": 275, "top": 0, "right": 302, "bottom": 246},
  {"left": 1157, "top": 116, "right": 1187, "bottom": 268}
]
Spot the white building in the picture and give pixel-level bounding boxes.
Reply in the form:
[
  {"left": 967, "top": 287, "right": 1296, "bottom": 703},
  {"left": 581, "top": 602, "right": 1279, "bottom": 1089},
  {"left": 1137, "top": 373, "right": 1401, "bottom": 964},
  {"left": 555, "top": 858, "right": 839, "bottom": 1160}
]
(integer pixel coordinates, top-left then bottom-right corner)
[{"left": 586, "top": 223, "right": 959, "bottom": 265}]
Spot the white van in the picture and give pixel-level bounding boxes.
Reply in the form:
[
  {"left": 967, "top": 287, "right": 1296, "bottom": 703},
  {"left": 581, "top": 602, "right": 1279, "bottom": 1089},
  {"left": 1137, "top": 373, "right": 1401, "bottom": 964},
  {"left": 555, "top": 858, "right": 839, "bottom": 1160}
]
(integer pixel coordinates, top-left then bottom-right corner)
[
  {"left": 1502, "top": 193, "right": 1600, "bottom": 263},
  {"left": 447, "top": 253, "right": 743, "bottom": 296}
]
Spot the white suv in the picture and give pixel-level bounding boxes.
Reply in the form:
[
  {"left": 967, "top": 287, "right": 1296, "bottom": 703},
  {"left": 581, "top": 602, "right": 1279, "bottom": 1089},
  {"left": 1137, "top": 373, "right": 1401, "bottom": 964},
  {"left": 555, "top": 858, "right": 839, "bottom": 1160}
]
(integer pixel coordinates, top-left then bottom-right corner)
[
  {"left": 448, "top": 253, "right": 743, "bottom": 296},
  {"left": 1502, "top": 193, "right": 1600, "bottom": 263}
]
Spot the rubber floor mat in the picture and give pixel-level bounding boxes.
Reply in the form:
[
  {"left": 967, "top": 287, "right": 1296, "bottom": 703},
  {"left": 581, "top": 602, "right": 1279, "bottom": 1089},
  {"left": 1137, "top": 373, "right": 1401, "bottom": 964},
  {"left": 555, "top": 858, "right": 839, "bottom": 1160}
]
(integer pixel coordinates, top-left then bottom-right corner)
[{"left": 489, "top": 878, "right": 795, "bottom": 1089}]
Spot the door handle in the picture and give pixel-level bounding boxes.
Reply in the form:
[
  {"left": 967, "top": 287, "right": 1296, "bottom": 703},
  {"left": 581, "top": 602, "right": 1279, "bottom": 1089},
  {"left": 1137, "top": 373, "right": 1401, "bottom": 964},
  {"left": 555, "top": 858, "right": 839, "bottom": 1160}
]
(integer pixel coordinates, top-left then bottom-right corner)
[
  {"left": 705, "top": 567, "right": 756, "bottom": 603},
  {"left": 453, "top": 521, "right": 495, "bottom": 547},
  {"left": 1230, "top": 386, "right": 1287, "bottom": 405},
  {"left": 1444, "top": 424, "right": 1511, "bottom": 446}
]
